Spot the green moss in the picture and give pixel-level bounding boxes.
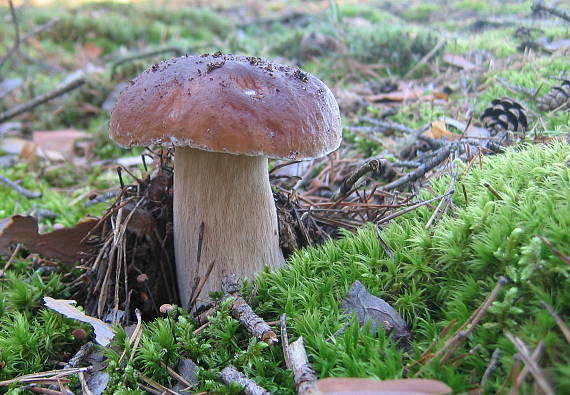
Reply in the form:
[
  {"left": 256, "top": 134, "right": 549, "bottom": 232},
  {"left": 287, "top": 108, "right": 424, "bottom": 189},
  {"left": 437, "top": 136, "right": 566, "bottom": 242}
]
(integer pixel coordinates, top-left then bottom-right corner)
[
  {"left": 0, "top": 162, "right": 109, "bottom": 226},
  {"left": 109, "top": 143, "right": 569, "bottom": 394},
  {"left": 448, "top": 29, "right": 519, "bottom": 58},
  {"left": 401, "top": 4, "right": 439, "bottom": 22}
]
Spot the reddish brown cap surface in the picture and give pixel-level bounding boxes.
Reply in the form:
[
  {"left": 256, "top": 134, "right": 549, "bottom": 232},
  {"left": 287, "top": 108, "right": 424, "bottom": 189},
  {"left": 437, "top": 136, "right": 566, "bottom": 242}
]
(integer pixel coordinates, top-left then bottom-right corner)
[{"left": 109, "top": 53, "right": 341, "bottom": 160}]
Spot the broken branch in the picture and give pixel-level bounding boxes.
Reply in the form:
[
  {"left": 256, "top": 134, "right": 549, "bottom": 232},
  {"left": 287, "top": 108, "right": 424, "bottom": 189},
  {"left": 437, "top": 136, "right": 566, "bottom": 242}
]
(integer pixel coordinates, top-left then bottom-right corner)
[
  {"left": 0, "top": 77, "right": 85, "bottom": 124},
  {"left": 222, "top": 275, "right": 278, "bottom": 345}
]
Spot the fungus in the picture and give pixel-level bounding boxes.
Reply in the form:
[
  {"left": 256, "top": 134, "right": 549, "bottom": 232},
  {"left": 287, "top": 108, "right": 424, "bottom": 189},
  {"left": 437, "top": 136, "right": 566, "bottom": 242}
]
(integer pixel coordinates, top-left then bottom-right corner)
[{"left": 109, "top": 54, "right": 342, "bottom": 305}]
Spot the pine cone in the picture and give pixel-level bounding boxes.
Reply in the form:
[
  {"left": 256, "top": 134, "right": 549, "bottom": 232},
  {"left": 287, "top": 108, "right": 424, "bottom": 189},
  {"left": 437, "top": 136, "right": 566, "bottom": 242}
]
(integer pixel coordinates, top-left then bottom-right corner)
[
  {"left": 481, "top": 98, "right": 528, "bottom": 133},
  {"left": 537, "top": 80, "right": 570, "bottom": 111}
]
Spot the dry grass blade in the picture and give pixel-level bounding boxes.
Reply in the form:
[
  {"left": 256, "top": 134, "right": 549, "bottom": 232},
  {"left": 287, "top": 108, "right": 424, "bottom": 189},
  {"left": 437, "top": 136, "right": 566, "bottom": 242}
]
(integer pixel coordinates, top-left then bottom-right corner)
[
  {"left": 0, "top": 368, "right": 90, "bottom": 387},
  {"left": 506, "top": 333, "right": 554, "bottom": 395},
  {"left": 509, "top": 341, "right": 544, "bottom": 395},
  {"left": 540, "top": 301, "right": 570, "bottom": 344}
]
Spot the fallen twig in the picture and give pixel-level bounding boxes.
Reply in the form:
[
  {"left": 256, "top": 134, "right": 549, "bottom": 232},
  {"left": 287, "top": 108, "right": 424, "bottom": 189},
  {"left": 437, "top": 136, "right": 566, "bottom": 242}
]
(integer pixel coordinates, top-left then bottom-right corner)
[
  {"left": 506, "top": 333, "right": 554, "bottom": 395},
  {"left": 416, "top": 277, "right": 508, "bottom": 376},
  {"left": 359, "top": 116, "right": 418, "bottom": 135},
  {"left": 332, "top": 159, "right": 382, "bottom": 200},
  {"left": 481, "top": 348, "right": 501, "bottom": 387},
  {"left": 380, "top": 144, "right": 454, "bottom": 191},
  {"left": 375, "top": 192, "right": 453, "bottom": 225},
  {"left": 0, "top": 175, "right": 42, "bottom": 198},
  {"left": 532, "top": 0, "right": 570, "bottom": 22},
  {"left": 510, "top": 341, "right": 544, "bottom": 394},
  {"left": 288, "top": 338, "right": 318, "bottom": 395},
  {"left": 281, "top": 315, "right": 318, "bottom": 395},
  {"left": 439, "top": 277, "right": 508, "bottom": 364},
  {"left": 538, "top": 235, "right": 570, "bottom": 266},
  {"left": 0, "top": 77, "right": 85, "bottom": 124},
  {"left": 0, "top": 1, "right": 20, "bottom": 70},
  {"left": 222, "top": 275, "right": 278, "bottom": 345},
  {"left": 219, "top": 365, "right": 273, "bottom": 395}
]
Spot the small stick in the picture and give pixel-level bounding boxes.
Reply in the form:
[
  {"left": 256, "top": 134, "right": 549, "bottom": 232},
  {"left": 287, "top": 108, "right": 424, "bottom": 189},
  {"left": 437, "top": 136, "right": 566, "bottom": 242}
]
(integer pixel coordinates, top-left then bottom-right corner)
[
  {"left": 537, "top": 236, "right": 570, "bottom": 266},
  {"left": 64, "top": 342, "right": 95, "bottom": 369},
  {"left": 160, "top": 362, "right": 195, "bottom": 391},
  {"left": 0, "top": 77, "right": 85, "bottom": 124},
  {"left": 287, "top": 337, "right": 318, "bottom": 395},
  {"left": 359, "top": 116, "right": 418, "bottom": 135},
  {"left": 0, "top": 175, "right": 41, "bottom": 198},
  {"left": 380, "top": 144, "right": 453, "bottom": 191},
  {"left": 506, "top": 333, "right": 554, "bottom": 395},
  {"left": 540, "top": 301, "right": 570, "bottom": 343},
  {"left": 440, "top": 277, "right": 508, "bottom": 364},
  {"left": 281, "top": 314, "right": 292, "bottom": 369},
  {"left": 376, "top": 192, "right": 452, "bottom": 225},
  {"left": 510, "top": 341, "right": 544, "bottom": 394},
  {"left": 332, "top": 159, "right": 382, "bottom": 200},
  {"left": 481, "top": 348, "right": 501, "bottom": 386},
  {"left": 0, "top": 243, "right": 21, "bottom": 277},
  {"left": 532, "top": 0, "right": 570, "bottom": 22},
  {"left": 483, "top": 182, "right": 503, "bottom": 200},
  {"left": 0, "top": 0, "right": 20, "bottom": 70},
  {"left": 219, "top": 365, "right": 273, "bottom": 395},
  {"left": 222, "top": 275, "right": 278, "bottom": 345}
]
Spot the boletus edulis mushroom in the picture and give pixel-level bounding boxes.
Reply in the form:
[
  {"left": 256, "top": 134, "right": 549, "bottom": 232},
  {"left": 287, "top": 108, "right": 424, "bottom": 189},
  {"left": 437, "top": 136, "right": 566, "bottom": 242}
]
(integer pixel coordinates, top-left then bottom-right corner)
[{"left": 109, "top": 53, "right": 342, "bottom": 306}]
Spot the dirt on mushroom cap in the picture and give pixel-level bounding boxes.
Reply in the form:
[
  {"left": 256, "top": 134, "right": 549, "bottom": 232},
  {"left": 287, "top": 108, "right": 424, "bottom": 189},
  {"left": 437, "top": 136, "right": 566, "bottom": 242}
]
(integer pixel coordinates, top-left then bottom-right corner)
[{"left": 109, "top": 53, "right": 342, "bottom": 160}]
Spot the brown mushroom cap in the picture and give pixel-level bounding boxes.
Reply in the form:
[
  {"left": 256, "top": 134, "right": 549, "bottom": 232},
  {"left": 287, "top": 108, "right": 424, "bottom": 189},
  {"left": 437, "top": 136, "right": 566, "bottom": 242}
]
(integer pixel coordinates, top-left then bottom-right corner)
[{"left": 109, "top": 53, "right": 342, "bottom": 160}]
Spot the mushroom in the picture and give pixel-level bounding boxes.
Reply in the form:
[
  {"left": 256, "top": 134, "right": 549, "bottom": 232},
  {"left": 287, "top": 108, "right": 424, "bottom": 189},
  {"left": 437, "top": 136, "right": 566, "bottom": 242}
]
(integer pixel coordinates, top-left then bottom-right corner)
[{"left": 109, "top": 53, "right": 342, "bottom": 306}]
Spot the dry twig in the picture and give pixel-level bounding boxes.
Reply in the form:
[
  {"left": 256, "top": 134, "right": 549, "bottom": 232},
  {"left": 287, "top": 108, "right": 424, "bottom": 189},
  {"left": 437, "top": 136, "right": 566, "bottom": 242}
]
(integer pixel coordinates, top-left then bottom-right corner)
[
  {"left": 222, "top": 275, "right": 278, "bottom": 345},
  {"left": 0, "top": 77, "right": 85, "bottom": 124},
  {"left": 506, "top": 333, "right": 554, "bottom": 395},
  {"left": 0, "top": 175, "right": 41, "bottom": 198},
  {"left": 219, "top": 365, "right": 273, "bottom": 395}
]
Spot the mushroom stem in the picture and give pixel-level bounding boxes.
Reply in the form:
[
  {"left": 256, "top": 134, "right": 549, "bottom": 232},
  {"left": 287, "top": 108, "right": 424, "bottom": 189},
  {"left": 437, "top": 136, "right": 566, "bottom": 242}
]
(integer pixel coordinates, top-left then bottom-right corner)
[{"left": 174, "top": 147, "right": 284, "bottom": 306}]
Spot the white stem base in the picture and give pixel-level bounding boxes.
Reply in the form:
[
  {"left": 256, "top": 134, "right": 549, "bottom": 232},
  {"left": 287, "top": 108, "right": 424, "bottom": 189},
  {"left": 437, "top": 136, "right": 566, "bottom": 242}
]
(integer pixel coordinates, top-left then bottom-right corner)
[{"left": 174, "top": 147, "right": 284, "bottom": 306}]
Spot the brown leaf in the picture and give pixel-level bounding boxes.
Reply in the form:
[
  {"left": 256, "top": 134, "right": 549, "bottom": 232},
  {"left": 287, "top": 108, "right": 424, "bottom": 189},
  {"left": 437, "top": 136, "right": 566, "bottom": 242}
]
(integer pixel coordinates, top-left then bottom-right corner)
[
  {"left": 32, "top": 129, "right": 91, "bottom": 160},
  {"left": 442, "top": 53, "right": 478, "bottom": 71},
  {"left": 44, "top": 297, "right": 114, "bottom": 346},
  {"left": 0, "top": 215, "right": 97, "bottom": 264},
  {"left": 424, "top": 120, "right": 457, "bottom": 140},
  {"left": 315, "top": 378, "right": 452, "bottom": 395}
]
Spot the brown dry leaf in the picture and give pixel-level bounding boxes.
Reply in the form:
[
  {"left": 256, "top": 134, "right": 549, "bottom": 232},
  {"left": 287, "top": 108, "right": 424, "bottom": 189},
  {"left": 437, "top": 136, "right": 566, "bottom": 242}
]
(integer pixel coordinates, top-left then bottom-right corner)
[
  {"left": 44, "top": 297, "right": 115, "bottom": 346},
  {"left": 424, "top": 120, "right": 457, "bottom": 140},
  {"left": 365, "top": 89, "right": 427, "bottom": 102},
  {"left": 315, "top": 377, "right": 452, "bottom": 395},
  {"left": 442, "top": 53, "right": 479, "bottom": 71},
  {"left": 0, "top": 215, "right": 97, "bottom": 264},
  {"left": 33, "top": 129, "right": 91, "bottom": 160},
  {"left": 82, "top": 42, "right": 103, "bottom": 60}
]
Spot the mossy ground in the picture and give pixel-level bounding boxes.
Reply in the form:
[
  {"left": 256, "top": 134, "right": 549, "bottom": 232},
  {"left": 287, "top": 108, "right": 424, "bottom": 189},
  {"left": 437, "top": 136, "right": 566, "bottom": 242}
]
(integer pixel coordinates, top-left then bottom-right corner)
[
  {"left": 99, "top": 142, "right": 570, "bottom": 394},
  {"left": 0, "top": 0, "right": 569, "bottom": 393}
]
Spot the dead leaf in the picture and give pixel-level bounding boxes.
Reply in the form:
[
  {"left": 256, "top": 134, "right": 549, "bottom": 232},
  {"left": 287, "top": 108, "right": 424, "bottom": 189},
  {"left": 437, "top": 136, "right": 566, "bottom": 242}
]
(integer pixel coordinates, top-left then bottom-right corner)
[
  {"left": 443, "top": 53, "right": 478, "bottom": 71},
  {"left": 82, "top": 42, "right": 103, "bottom": 60},
  {"left": 341, "top": 281, "right": 410, "bottom": 346},
  {"left": 44, "top": 297, "right": 114, "bottom": 346},
  {"left": 424, "top": 120, "right": 456, "bottom": 140},
  {"left": 0, "top": 215, "right": 97, "bottom": 264},
  {"left": 315, "top": 377, "right": 452, "bottom": 395},
  {"left": 33, "top": 129, "right": 91, "bottom": 160}
]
